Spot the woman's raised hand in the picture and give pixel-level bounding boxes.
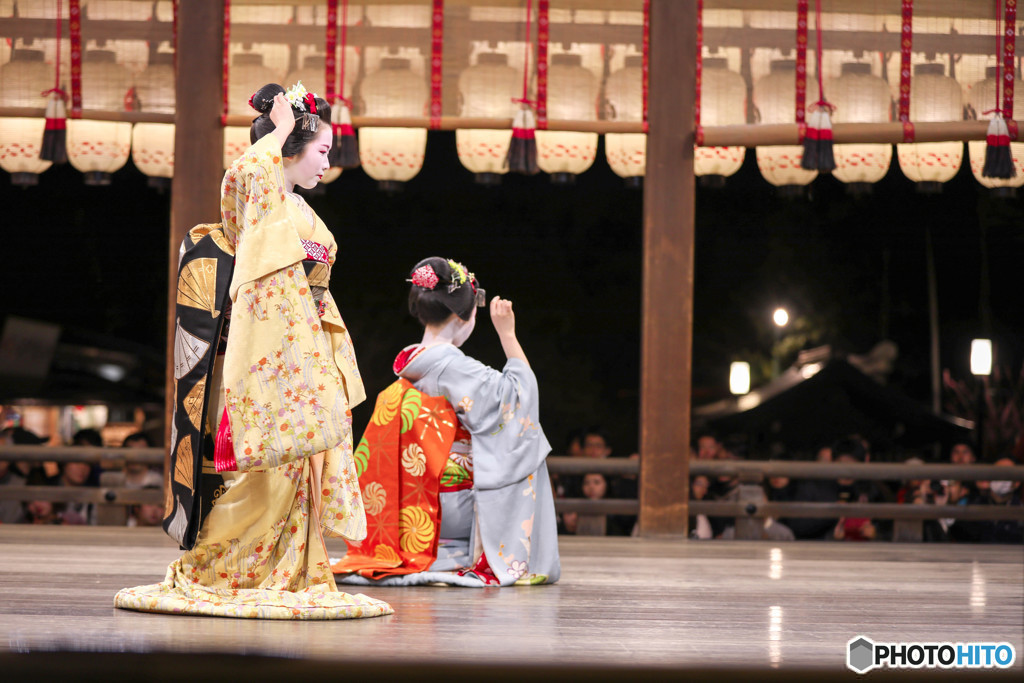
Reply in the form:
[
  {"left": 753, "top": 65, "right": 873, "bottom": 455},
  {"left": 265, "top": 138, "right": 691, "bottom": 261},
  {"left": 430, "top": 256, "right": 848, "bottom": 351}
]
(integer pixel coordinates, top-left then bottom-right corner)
[
  {"left": 490, "top": 296, "right": 516, "bottom": 339},
  {"left": 269, "top": 92, "right": 294, "bottom": 142}
]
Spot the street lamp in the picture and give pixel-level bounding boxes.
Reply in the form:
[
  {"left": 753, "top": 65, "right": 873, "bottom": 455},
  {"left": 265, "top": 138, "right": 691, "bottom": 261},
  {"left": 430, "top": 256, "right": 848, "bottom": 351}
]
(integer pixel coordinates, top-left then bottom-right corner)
[
  {"left": 730, "top": 361, "right": 751, "bottom": 396},
  {"left": 970, "top": 338, "right": 992, "bottom": 460},
  {"left": 970, "top": 339, "right": 992, "bottom": 376},
  {"left": 771, "top": 307, "right": 789, "bottom": 378}
]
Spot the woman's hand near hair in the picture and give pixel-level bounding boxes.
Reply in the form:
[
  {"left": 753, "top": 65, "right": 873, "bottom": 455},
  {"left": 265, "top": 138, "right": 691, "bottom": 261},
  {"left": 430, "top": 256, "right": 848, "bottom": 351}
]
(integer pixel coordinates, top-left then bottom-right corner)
[
  {"left": 269, "top": 93, "right": 294, "bottom": 148},
  {"left": 490, "top": 296, "right": 529, "bottom": 367}
]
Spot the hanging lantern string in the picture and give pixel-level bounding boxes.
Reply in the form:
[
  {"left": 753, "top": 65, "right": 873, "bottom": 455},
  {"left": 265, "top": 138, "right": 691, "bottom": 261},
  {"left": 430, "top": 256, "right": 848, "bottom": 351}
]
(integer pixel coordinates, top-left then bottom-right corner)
[
  {"left": 221, "top": 0, "right": 231, "bottom": 126},
  {"left": 984, "top": 0, "right": 1005, "bottom": 117},
  {"left": 1003, "top": 0, "right": 1017, "bottom": 138},
  {"left": 40, "top": 0, "right": 66, "bottom": 101},
  {"left": 338, "top": 0, "right": 351, "bottom": 108},
  {"left": 513, "top": 0, "right": 535, "bottom": 107},
  {"left": 809, "top": 0, "right": 834, "bottom": 114}
]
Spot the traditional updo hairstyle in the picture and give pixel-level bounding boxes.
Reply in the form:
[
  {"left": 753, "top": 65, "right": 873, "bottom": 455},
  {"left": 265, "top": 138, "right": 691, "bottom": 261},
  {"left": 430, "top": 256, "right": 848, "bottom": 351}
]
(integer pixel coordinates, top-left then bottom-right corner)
[
  {"left": 248, "top": 83, "right": 332, "bottom": 157},
  {"left": 407, "top": 257, "right": 479, "bottom": 325}
]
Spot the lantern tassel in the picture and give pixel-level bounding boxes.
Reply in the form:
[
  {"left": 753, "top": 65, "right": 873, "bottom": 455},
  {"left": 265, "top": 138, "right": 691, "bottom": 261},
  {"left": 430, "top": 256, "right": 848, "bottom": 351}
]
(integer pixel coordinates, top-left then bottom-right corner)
[
  {"left": 800, "top": 106, "right": 835, "bottom": 172},
  {"left": 40, "top": 89, "right": 68, "bottom": 164},
  {"left": 329, "top": 100, "right": 360, "bottom": 169},
  {"left": 982, "top": 113, "right": 1016, "bottom": 179},
  {"left": 506, "top": 105, "right": 539, "bottom": 175}
]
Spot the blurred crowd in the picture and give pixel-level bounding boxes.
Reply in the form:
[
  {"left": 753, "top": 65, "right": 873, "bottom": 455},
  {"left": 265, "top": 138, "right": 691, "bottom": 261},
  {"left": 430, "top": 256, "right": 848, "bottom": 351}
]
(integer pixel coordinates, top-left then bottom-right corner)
[
  {"left": 552, "top": 426, "right": 1022, "bottom": 544},
  {"left": 0, "top": 426, "right": 163, "bottom": 528}
]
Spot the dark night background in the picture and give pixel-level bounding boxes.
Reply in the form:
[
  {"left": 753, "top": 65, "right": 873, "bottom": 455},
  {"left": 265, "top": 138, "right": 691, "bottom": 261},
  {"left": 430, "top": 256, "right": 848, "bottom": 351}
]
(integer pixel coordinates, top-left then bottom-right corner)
[{"left": 3, "top": 132, "right": 1023, "bottom": 456}]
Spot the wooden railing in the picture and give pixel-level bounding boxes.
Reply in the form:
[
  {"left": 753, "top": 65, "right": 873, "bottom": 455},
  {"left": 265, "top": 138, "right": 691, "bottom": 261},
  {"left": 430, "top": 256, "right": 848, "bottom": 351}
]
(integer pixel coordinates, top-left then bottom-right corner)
[
  {"left": 2, "top": 448, "right": 1022, "bottom": 534},
  {"left": 545, "top": 457, "right": 1024, "bottom": 540}
]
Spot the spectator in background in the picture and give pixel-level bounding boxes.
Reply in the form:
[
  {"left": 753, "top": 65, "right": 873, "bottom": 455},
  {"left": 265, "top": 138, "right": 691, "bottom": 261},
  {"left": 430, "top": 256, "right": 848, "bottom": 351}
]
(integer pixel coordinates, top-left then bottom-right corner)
[
  {"left": 0, "top": 427, "right": 36, "bottom": 524},
  {"left": 948, "top": 440, "right": 981, "bottom": 498},
  {"left": 121, "top": 431, "right": 158, "bottom": 489},
  {"left": 980, "top": 457, "right": 1023, "bottom": 543},
  {"left": 127, "top": 471, "right": 165, "bottom": 527},
  {"left": 695, "top": 432, "right": 721, "bottom": 461},
  {"left": 831, "top": 437, "right": 893, "bottom": 541},
  {"left": 61, "top": 428, "right": 103, "bottom": 525},
  {"left": 688, "top": 475, "right": 713, "bottom": 539}
]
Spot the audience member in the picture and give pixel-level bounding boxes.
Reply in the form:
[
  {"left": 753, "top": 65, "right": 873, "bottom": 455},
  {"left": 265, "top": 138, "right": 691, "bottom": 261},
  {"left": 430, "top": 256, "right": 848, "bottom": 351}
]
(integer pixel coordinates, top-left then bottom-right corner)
[
  {"left": 127, "top": 472, "right": 165, "bottom": 527},
  {"left": 979, "top": 457, "right": 1023, "bottom": 543},
  {"left": 695, "top": 432, "right": 721, "bottom": 460},
  {"left": 121, "top": 432, "right": 158, "bottom": 489},
  {"left": 0, "top": 429, "right": 27, "bottom": 524},
  {"left": 688, "top": 475, "right": 713, "bottom": 539}
]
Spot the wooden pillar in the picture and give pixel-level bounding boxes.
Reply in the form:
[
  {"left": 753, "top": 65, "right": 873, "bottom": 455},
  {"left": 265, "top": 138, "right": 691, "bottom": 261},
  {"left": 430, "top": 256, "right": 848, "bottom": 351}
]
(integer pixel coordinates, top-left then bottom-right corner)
[
  {"left": 638, "top": 0, "right": 695, "bottom": 536},
  {"left": 166, "top": 0, "right": 225, "bottom": 453}
]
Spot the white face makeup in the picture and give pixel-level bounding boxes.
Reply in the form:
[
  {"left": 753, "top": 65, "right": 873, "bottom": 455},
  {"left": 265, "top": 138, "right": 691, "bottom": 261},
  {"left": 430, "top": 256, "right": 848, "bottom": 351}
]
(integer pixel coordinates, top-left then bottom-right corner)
[{"left": 283, "top": 126, "right": 332, "bottom": 190}]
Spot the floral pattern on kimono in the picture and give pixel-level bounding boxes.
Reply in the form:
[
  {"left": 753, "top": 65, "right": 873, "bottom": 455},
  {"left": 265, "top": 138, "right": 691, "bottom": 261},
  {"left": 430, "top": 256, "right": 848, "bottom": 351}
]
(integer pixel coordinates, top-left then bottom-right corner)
[
  {"left": 114, "top": 134, "right": 390, "bottom": 620},
  {"left": 335, "top": 344, "right": 560, "bottom": 587}
]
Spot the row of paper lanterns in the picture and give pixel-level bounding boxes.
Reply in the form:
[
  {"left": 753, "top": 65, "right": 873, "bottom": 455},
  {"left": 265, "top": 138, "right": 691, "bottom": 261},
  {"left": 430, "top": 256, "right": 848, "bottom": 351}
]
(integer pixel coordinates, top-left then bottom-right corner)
[{"left": 2, "top": 47, "right": 1023, "bottom": 191}]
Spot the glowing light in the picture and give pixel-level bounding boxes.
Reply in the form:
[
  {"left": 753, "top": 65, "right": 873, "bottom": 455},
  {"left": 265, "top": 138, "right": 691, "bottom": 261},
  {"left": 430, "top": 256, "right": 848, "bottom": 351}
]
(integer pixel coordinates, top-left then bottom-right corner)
[
  {"left": 773, "top": 308, "right": 789, "bottom": 327},
  {"left": 970, "top": 339, "right": 992, "bottom": 377},
  {"left": 730, "top": 361, "right": 751, "bottom": 395}
]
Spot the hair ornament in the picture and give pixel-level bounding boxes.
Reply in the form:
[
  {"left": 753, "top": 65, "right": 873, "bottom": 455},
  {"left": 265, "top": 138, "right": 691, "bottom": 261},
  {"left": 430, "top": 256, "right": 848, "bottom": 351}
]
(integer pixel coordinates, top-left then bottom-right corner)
[
  {"left": 446, "top": 259, "right": 475, "bottom": 294},
  {"left": 285, "top": 81, "right": 320, "bottom": 131},
  {"left": 410, "top": 264, "right": 440, "bottom": 290}
]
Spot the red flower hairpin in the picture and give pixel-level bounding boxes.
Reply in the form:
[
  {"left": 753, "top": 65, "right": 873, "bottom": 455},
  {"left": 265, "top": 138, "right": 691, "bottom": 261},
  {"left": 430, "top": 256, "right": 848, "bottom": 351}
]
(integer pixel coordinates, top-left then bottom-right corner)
[
  {"left": 410, "top": 264, "right": 439, "bottom": 290},
  {"left": 304, "top": 92, "right": 317, "bottom": 114}
]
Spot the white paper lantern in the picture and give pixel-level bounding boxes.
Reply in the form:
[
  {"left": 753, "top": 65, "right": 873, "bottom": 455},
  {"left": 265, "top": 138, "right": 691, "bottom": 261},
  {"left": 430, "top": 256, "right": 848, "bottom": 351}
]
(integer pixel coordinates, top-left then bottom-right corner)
[
  {"left": 829, "top": 62, "right": 892, "bottom": 191},
  {"left": 0, "top": 48, "right": 52, "bottom": 186},
  {"left": 456, "top": 52, "right": 519, "bottom": 184},
  {"left": 753, "top": 59, "right": 819, "bottom": 190},
  {"left": 695, "top": 57, "right": 747, "bottom": 184},
  {"left": 536, "top": 53, "right": 599, "bottom": 183},
  {"left": 67, "top": 50, "right": 132, "bottom": 185},
  {"left": 358, "top": 56, "right": 427, "bottom": 191},
  {"left": 131, "top": 53, "right": 175, "bottom": 188},
  {"left": 967, "top": 67, "right": 1024, "bottom": 193},
  {"left": 604, "top": 54, "right": 645, "bottom": 184},
  {"left": 896, "top": 63, "right": 963, "bottom": 191}
]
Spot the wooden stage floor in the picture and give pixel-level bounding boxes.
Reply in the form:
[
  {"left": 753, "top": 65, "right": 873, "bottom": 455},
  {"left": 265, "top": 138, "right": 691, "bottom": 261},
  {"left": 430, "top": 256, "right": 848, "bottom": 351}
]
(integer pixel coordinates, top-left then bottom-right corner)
[{"left": 0, "top": 526, "right": 1021, "bottom": 679}]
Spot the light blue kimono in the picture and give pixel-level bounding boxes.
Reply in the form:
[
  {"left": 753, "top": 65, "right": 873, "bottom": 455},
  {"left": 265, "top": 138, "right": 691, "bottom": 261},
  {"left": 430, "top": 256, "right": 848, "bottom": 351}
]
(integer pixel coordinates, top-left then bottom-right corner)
[{"left": 339, "top": 344, "right": 560, "bottom": 587}]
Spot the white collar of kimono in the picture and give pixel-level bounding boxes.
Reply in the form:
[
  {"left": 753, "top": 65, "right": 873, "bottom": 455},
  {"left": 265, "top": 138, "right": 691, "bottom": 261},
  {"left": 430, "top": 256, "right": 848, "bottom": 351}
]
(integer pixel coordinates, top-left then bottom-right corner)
[{"left": 421, "top": 308, "right": 476, "bottom": 349}]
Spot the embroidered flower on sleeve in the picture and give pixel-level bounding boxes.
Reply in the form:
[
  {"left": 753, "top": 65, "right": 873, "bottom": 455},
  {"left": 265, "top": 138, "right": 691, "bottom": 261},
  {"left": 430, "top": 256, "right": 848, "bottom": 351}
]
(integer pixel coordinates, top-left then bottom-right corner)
[
  {"left": 507, "top": 560, "right": 528, "bottom": 580},
  {"left": 458, "top": 396, "right": 473, "bottom": 413}
]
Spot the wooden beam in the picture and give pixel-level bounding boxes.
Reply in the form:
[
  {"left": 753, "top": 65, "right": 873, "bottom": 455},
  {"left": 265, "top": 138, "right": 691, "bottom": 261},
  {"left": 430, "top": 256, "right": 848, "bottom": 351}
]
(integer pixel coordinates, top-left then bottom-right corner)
[
  {"left": 638, "top": 0, "right": 694, "bottom": 537},
  {"left": 167, "top": 2, "right": 225, "bottom": 455}
]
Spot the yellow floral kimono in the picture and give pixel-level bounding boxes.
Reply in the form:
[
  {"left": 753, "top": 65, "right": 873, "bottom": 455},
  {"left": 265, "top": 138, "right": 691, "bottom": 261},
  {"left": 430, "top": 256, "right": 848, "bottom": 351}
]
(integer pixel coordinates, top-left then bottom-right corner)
[{"left": 114, "top": 134, "right": 392, "bottom": 620}]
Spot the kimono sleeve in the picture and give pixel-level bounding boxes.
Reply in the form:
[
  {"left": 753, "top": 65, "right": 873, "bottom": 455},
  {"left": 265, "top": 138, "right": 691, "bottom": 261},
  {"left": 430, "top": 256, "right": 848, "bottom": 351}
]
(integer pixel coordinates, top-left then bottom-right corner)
[
  {"left": 436, "top": 356, "right": 551, "bottom": 490},
  {"left": 220, "top": 134, "right": 305, "bottom": 296}
]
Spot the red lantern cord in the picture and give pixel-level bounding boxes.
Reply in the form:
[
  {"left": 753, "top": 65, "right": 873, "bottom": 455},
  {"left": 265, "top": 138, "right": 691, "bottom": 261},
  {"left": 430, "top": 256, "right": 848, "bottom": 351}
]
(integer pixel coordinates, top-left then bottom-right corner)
[
  {"left": 221, "top": 0, "right": 231, "bottom": 126},
  {"left": 41, "top": 0, "right": 66, "bottom": 101},
  {"left": 325, "top": 0, "right": 337, "bottom": 106},
  {"left": 694, "top": 0, "right": 701, "bottom": 144},
  {"left": 536, "top": 0, "right": 549, "bottom": 130},
  {"left": 429, "top": 0, "right": 444, "bottom": 129},
  {"left": 795, "top": 0, "right": 808, "bottom": 134},
  {"left": 515, "top": 0, "right": 534, "bottom": 108},
  {"left": 68, "top": 0, "right": 81, "bottom": 118},
  {"left": 1003, "top": 0, "right": 1017, "bottom": 138},
  {"left": 982, "top": 0, "right": 1017, "bottom": 178},
  {"left": 899, "top": 0, "right": 914, "bottom": 143},
  {"left": 811, "top": 0, "right": 832, "bottom": 113}
]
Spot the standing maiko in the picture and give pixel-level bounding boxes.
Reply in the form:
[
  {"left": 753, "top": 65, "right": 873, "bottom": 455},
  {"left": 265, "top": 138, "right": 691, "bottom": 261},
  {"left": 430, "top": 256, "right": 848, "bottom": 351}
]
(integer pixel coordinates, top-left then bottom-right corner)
[{"left": 114, "top": 83, "right": 391, "bottom": 619}]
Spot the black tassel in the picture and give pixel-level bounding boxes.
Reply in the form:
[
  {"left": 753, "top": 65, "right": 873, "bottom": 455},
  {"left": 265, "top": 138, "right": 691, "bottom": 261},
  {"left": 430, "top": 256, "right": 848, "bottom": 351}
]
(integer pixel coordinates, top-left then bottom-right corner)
[
  {"left": 800, "top": 108, "right": 835, "bottom": 172},
  {"left": 329, "top": 102, "right": 360, "bottom": 169},
  {"left": 40, "top": 90, "right": 67, "bottom": 164},
  {"left": 982, "top": 114, "right": 1016, "bottom": 179},
  {"left": 506, "top": 106, "right": 539, "bottom": 175}
]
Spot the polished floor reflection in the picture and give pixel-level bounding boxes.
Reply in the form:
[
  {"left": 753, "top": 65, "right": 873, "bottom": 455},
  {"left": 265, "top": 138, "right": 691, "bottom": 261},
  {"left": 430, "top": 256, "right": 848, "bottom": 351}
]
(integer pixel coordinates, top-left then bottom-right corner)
[{"left": 0, "top": 527, "right": 1020, "bottom": 672}]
